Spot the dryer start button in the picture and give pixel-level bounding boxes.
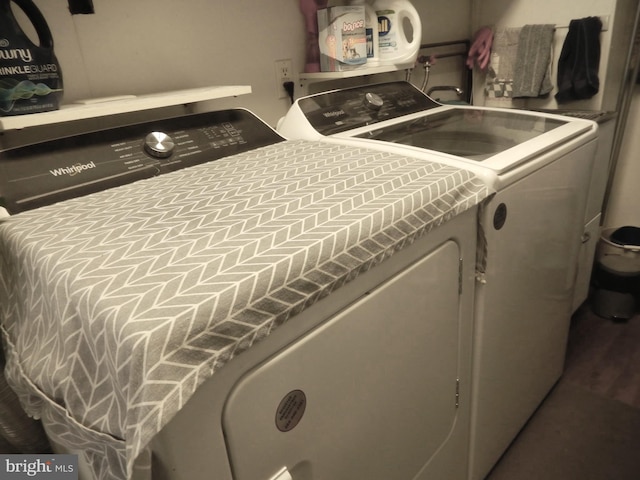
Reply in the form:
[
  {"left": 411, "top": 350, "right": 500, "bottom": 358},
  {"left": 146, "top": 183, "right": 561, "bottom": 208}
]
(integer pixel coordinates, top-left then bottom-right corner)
[{"left": 144, "top": 131, "right": 175, "bottom": 158}]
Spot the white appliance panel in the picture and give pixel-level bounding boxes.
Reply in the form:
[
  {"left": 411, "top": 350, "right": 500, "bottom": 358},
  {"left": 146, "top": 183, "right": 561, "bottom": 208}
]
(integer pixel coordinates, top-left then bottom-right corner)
[
  {"left": 469, "top": 140, "right": 595, "bottom": 480},
  {"left": 149, "top": 209, "right": 479, "bottom": 480},
  {"left": 223, "top": 240, "right": 463, "bottom": 480}
]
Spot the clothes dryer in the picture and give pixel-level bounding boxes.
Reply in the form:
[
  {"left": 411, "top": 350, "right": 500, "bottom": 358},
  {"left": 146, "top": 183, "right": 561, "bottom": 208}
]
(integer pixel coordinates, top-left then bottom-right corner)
[
  {"left": 0, "top": 106, "right": 489, "bottom": 480},
  {"left": 278, "top": 81, "right": 598, "bottom": 480}
]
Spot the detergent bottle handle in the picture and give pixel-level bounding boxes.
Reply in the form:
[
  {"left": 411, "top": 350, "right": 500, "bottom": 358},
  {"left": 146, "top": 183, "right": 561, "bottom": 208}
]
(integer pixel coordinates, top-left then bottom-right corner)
[
  {"left": 7, "top": 0, "right": 55, "bottom": 50},
  {"left": 397, "top": 3, "right": 422, "bottom": 51}
]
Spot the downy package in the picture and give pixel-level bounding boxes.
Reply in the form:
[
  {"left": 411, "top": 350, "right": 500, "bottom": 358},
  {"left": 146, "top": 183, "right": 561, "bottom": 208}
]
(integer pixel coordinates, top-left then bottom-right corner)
[{"left": 0, "top": 0, "right": 63, "bottom": 116}]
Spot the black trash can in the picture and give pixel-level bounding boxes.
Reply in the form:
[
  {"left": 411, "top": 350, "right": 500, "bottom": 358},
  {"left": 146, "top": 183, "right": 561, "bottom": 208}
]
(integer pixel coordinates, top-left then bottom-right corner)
[{"left": 592, "top": 226, "right": 640, "bottom": 320}]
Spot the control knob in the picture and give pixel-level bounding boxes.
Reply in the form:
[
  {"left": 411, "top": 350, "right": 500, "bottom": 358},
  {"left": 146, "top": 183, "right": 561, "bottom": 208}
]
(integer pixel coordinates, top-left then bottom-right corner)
[
  {"left": 144, "top": 131, "right": 175, "bottom": 158},
  {"left": 363, "top": 92, "right": 384, "bottom": 111}
]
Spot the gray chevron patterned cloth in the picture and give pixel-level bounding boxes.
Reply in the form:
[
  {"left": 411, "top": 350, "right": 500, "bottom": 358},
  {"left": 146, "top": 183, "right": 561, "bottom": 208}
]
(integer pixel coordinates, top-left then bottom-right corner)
[{"left": 0, "top": 140, "right": 490, "bottom": 479}]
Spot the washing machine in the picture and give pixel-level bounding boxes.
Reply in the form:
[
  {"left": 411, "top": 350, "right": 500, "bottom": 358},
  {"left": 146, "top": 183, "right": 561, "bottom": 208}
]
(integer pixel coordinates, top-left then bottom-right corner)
[
  {"left": 0, "top": 106, "right": 490, "bottom": 480},
  {"left": 278, "top": 81, "right": 598, "bottom": 480}
]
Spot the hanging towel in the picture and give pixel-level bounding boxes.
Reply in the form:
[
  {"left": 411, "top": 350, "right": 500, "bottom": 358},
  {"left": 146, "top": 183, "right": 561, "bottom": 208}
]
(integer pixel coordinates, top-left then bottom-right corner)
[
  {"left": 512, "top": 24, "right": 556, "bottom": 98},
  {"left": 555, "top": 16, "right": 603, "bottom": 103},
  {"left": 484, "top": 27, "right": 520, "bottom": 105}
]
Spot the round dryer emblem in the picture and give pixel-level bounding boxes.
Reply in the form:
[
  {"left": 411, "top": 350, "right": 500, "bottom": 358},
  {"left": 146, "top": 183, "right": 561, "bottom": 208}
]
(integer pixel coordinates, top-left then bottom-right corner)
[
  {"left": 144, "top": 131, "right": 175, "bottom": 158},
  {"left": 493, "top": 203, "right": 507, "bottom": 230},
  {"left": 275, "top": 389, "right": 306, "bottom": 432}
]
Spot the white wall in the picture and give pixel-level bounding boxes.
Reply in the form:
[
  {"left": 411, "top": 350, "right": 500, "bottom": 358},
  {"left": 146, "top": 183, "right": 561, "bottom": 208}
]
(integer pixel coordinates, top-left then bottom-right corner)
[
  {"left": 34, "top": 0, "right": 308, "bottom": 127},
  {"left": 605, "top": 86, "right": 640, "bottom": 227},
  {"left": 25, "top": 0, "right": 472, "bottom": 128}
]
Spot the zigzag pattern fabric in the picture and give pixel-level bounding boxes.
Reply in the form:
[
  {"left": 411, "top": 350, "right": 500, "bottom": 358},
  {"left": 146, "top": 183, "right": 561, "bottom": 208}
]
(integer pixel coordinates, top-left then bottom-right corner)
[{"left": 0, "top": 140, "right": 489, "bottom": 479}]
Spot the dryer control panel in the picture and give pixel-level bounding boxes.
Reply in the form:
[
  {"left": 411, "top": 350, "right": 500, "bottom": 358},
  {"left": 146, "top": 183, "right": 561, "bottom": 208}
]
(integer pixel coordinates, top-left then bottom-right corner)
[{"left": 0, "top": 109, "right": 284, "bottom": 214}]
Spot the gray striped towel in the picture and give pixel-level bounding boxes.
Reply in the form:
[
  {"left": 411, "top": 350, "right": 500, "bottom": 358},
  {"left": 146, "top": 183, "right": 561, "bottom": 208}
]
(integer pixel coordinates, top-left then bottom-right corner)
[{"left": 513, "top": 24, "right": 556, "bottom": 97}]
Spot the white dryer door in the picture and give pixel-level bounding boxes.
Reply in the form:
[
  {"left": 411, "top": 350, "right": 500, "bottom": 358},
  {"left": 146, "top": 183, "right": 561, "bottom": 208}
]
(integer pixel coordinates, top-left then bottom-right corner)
[{"left": 222, "top": 240, "right": 465, "bottom": 480}]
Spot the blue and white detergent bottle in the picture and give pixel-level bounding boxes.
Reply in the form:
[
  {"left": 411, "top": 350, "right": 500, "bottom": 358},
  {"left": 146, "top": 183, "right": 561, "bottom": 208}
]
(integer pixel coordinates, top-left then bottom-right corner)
[
  {"left": 371, "top": 0, "right": 422, "bottom": 66},
  {"left": 348, "top": 0, "right": 380, "bottom": 66},
  {"left": 0, "top": 0, "right": 63, "bottom": 116}
]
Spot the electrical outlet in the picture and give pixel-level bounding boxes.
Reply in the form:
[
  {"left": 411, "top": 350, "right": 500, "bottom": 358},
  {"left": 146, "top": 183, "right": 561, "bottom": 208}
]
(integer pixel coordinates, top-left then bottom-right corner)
[{"left": 275, "top": 59, "right": 293, "bottom": 99}]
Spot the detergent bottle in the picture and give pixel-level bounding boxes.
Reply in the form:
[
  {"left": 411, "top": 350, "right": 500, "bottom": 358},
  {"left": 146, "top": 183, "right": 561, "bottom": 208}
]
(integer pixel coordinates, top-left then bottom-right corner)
[
  {"left": 348, "top": 0, "right": 379, "bottom": 66},
  {"left": 371, "top": 0, "right": 422, "bottom": 66},
  {"left": 0, "top": 0, "right": 63, "bottom": 115}
]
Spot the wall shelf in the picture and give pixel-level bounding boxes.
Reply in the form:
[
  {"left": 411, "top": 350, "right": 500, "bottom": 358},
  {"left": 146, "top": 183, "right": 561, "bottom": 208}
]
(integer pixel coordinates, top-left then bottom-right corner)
[
  {"left": 0, "top": 85, "right": 252, "bottom": 131},
  {"left": 298, "top": 63, "right": 414, "bottom": 88}
]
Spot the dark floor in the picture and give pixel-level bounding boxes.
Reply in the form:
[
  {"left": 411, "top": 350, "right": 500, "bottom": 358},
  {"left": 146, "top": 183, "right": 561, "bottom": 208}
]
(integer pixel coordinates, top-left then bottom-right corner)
[
  {"left": 485, "top": 300, "right": 640, "bottom": 480},
  {"left": 563, "top": 302, "right": 640, "bottom": 408}
]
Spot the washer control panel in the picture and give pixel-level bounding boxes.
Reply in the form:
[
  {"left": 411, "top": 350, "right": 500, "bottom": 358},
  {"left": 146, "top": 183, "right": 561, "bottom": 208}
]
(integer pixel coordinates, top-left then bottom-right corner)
[
  {"left": 0, "top": 109, "right": 284, "bottom": 214},
  {"left": 296, "top": 81, "right": 440, "bottom": 136}
]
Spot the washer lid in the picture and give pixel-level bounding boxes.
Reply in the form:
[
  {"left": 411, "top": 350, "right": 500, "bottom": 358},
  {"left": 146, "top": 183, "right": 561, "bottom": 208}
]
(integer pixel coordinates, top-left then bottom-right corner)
[
  {"left": 355, "top": 108, "right": 565, "bottom": 160},
  {"left": 350, "top": 108, "right": 595, "bottom": 174}
]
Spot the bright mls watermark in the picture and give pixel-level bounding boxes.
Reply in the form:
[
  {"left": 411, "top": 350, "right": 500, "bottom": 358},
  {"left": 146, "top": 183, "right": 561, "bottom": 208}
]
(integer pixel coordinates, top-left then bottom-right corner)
[{"left": 0, "top": 455, "right": 77, "bottom": 480}]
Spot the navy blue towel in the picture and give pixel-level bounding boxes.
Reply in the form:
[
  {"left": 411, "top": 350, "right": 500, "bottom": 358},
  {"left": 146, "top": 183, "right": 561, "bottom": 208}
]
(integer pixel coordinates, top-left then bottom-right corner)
[{"left": 555, "top": 16, "right": 603, "bottom": 103}]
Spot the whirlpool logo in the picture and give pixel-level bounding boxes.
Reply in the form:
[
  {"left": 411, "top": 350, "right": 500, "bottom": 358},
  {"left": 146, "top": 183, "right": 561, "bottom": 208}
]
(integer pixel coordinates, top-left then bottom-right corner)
[
  {"left": 322, "top": 109, "right": 346, "bottom": 119},
  {"left": 49, "top": 161, "right": 96, "bottom": 177},
  {"left": 1, "top": 455, "right": 77, "bottom": 480}
]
